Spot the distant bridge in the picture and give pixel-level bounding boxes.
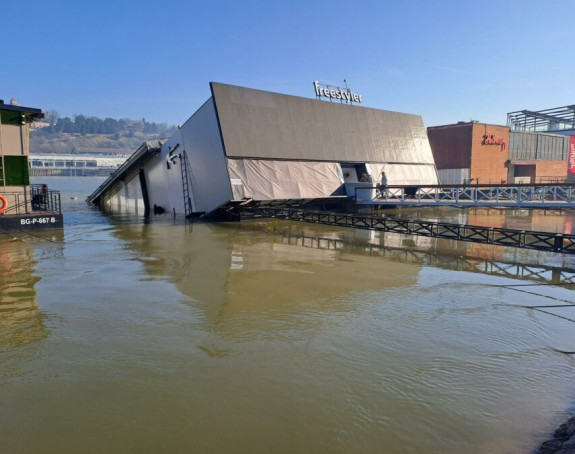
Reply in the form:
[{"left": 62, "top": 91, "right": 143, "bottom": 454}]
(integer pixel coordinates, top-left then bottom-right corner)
[
  {"left": 29, "top": 152, "right": 130, "bottom": 177},
  {"left": 354, "top": 184, "right": 575, "bottom": 209}
]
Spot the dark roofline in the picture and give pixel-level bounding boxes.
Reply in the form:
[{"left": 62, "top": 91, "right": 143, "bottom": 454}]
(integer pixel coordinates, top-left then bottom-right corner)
[
  {"left": 427, "top": 121, "right": 508, "bottom": 130},
  {"left": 0, "top": 101, "right": 44, "bottom": 121},
  {"left": 209, "top": 81, "right": 422, "bottom": 119},
  {"left": 86, "top": 140, "right": 164, "bottom": 205},
  {"left": 507, "top": 105, "right": 575, "bottom": 131}
]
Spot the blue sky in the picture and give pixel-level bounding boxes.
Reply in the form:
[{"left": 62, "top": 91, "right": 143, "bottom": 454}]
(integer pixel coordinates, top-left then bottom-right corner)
[{"left": 1, "top": 0, "right": 574, "bottom": 127}]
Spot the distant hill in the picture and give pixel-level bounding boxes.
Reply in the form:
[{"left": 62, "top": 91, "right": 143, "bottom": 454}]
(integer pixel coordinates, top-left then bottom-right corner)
[{"left": 30, "top": 113, "right": 176, "bottom": 154}]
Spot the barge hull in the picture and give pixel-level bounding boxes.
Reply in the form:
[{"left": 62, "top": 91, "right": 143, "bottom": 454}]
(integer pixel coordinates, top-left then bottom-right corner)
[{"left": 0, "top": 213, "right": 64, "bottom": 233}]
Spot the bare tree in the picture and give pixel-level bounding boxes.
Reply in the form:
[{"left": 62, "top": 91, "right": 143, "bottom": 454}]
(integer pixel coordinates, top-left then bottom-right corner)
[{"left": 44, "top": 109, "right": 59, "bottom": 125}]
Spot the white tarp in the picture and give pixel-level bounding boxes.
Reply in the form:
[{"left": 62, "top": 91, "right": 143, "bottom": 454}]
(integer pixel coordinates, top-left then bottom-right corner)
[
  {"left": 227, "top": 159, "right": 344, "bottom": 200},
  {"left": 370, "top": 163, "right": 438, "bottom": 186}
]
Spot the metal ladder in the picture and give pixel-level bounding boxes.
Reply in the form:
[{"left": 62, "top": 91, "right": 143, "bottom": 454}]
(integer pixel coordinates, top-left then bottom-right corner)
[{"left": 179, "top": 150, "right": 193, "bottom": 217}]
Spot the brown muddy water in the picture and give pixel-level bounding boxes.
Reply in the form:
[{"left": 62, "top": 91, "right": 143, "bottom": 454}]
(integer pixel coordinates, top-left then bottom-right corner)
[{"left": 1, "top": 177, "right": 575, "bottom": 454}]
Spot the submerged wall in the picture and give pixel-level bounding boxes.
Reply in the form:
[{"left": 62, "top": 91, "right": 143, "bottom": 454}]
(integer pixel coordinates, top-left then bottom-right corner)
[{"left": 106, "top": 174, "right": 146, "bottom": 214}]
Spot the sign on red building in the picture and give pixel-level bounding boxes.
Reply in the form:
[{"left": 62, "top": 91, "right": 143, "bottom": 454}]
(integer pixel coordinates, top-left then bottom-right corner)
[{"left": 569, "top": 136, "right": 575, "bottom": 174}]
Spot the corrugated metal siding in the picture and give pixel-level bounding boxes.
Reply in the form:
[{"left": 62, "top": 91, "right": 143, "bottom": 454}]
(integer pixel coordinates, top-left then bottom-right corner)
[
  {"left": 509, "top": 131, "right": 568, "bottom": 161},
  {"left": 211, "top": 82, "right": 435, "bottom": 165}
]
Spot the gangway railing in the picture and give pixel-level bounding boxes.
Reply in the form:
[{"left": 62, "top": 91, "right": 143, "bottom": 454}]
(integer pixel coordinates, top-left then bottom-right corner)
[
  {"left": 245, "top": 205, "right": 575, "bottom": 254},
  {"left": 355, "top": 184, "right": 575, "bottom": 208}
]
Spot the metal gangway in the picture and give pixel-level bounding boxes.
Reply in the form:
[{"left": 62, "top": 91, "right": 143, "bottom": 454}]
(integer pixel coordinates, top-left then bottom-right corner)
[
  {"left": 354, "top": 184, "right": 575, "bottom": 208},
  {"left": 243, "top": 205, "right": 575, "bottom": 255}
]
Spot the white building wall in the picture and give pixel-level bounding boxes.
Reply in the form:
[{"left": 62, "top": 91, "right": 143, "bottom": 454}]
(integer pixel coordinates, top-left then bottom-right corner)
[
  {"left": 142, "top": 148, "right": 173, "bottom": 213},
  {"left": 152, "top": 131, "right": 187, "bottom": 215},
  {"left": 178, "top": 99, "right": 233, "bottom": 213},
  {"left": 107, "top": 177, "right": 145, "bottom": 214},
  {"left": 370, "top": 163, "right": 439, "bottom": 186}
]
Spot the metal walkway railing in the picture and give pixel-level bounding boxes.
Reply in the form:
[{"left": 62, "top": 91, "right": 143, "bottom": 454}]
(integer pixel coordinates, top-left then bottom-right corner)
[{"left": 355, "top": 184, "right": 575, "bottom": 208}]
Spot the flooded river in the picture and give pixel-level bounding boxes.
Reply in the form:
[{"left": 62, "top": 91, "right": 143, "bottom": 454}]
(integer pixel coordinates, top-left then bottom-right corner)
[{"left": 1, "top": 177, "right": 575, "bottom": 453}]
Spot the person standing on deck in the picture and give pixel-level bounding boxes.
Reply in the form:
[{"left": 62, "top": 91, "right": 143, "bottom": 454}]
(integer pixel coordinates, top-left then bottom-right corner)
[{"left": 379, "top": 171, "right": 388, "bottom": 198}]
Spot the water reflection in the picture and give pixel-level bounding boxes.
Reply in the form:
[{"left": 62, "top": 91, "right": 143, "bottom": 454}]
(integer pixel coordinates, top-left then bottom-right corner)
[
  {"left": 111, "top": 216, "right": 575, "bottom": 344},
  {"left": 388, "top": 206, "right": 575, "bottom": 234},
  {"left": 0, "top": 240, "right": 46, "bottom": 350},
  {"left": 120, "top": 216, "right": 575, "bottom": 301},
  {"left": 106, "top": 217, "right": 575, "bottom": 453},
  {"left": 115, "top": 220, "right": 422, "bottom": 325}
]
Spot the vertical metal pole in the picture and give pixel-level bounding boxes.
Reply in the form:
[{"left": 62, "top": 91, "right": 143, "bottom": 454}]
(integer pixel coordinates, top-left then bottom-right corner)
[
  {"left": 554, "top": 234, "right": 563, "bottom": 252},
  {"left": 20, "top": 117, "right": 29, "bottom": 212},
  {"left": 0, "top": 110, "right": 4, "bottom": 191}
]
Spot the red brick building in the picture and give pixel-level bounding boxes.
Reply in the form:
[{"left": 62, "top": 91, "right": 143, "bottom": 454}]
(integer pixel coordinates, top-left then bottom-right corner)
[{"left": 428, "top": 121, "right": 570, "bottom": 185}]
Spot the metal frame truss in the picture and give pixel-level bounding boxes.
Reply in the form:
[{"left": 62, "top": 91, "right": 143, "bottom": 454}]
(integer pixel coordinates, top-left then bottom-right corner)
[{"left": 246, "top": 206, "right": 575, "bottom": 254}]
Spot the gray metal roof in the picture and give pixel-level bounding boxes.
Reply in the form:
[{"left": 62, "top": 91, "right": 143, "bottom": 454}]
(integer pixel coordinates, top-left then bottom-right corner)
[{"left": 211, "top": 82, "right": 434, "bottom": 164}]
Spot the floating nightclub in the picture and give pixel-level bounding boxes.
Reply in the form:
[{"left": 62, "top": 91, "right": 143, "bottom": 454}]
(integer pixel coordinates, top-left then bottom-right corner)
[{"left": 87, "top": 82, "right": 439, "bottom": 218}]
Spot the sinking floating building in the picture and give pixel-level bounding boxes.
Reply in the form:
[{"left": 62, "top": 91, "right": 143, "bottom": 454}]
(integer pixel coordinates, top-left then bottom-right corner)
[{"left": 88, "top": 82, "right": 438, "bottom": 217}]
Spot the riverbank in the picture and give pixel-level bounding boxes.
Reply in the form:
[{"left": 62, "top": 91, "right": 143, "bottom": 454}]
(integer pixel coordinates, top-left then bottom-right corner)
[{"left": 538, "top": 416, "right": 575, "bottom": 453}]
